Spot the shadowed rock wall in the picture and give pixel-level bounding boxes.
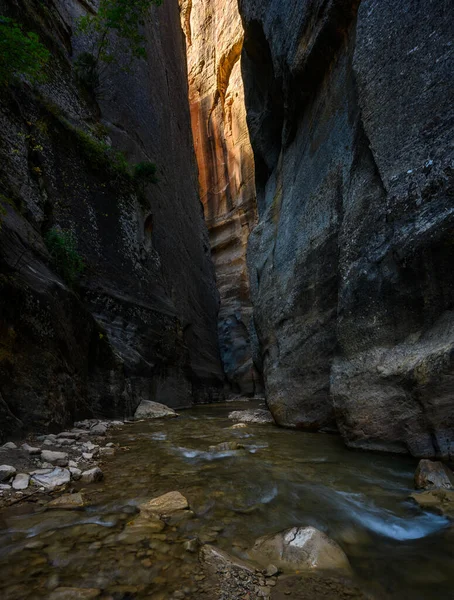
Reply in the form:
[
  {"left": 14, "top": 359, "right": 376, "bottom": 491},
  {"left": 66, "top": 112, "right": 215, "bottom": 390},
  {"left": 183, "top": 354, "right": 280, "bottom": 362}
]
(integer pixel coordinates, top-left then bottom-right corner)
[
  {"left": 180, "top": 0, "right": 262, "bottom": 395},
  {"left": 0, "top": 0, "right": 224, "bottom": 440},
  {"left": 239, "top": 0, "right": 454, "bottom": 457}
]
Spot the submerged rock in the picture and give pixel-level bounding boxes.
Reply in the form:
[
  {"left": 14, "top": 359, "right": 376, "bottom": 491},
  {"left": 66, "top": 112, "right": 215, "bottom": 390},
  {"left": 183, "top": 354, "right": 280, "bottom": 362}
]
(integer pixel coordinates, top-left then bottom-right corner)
[
  {"left": 0, "top": 465, "right": 16, "bottom": 482},
  {"left": 414, "top": 460, "right": 454, "bottom": 490},
  {"left": 410, "top": 489, "right": 454, "bottom": 517},
  {"left": 48, "top": 493, "right": 86, "bottom": 509},
  {"left": 48, "top": 588, "right": 101, "bottom": 600},
  {"left": 140, "top": 491, "right": 189, "bottom": 517},
  {"left": 31, "top": 468, "right": 71, "bottom": 489},
  {"left": 209, "top": 441, "right": 245, "bottom": 452},
  {"left": 250, "top": 526, "right": 350, "bottom": 572},
  {"left": 200, "top": 544, "right": 256, "bottom": 574},
  {"left": 230, "top": 423, "right": 248, "bottom": 430},
  {"left": 134, "top": 400, "right": 178, "bottom": 420},
  {"left": 228, "top": 409, "right": 275, "bottom": 425}
]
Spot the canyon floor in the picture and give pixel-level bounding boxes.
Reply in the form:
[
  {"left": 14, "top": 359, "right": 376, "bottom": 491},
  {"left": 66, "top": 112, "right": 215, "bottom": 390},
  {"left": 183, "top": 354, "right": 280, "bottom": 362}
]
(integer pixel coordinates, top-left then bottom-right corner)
[{"left": 0, "top": 402, "right": 453, "bottom": 599}]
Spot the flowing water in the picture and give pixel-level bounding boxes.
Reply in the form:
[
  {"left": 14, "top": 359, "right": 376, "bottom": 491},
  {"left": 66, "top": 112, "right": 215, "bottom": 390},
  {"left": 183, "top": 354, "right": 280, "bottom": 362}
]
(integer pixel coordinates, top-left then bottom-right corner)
[{"left": 0, "top": 402, "right": 453, "bottom": 599}]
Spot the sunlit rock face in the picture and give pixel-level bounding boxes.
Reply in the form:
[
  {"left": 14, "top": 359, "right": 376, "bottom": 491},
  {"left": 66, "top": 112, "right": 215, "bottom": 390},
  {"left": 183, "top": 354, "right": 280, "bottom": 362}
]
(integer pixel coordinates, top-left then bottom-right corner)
[
  {"left": 239, "top": 0, "right": 454, "bottom": 457},
  {"left": 180, "top": 0, "right": 262, "bottom": 395}
]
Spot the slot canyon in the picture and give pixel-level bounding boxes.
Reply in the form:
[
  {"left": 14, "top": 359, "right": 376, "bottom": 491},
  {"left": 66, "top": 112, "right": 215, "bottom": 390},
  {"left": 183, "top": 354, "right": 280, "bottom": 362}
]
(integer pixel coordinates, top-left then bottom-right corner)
[{"left": 0, "top": 0, "right": 453, "bottom": 598}]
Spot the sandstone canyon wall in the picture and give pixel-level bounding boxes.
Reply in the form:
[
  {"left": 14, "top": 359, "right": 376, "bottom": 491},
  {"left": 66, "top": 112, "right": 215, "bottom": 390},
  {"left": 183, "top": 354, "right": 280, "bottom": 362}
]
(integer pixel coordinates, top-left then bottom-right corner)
[
  {"left": 0, "top": 0, "right": 224, "bottom": 440},
  {"left": 180, "top": 0, "right": 262, "bottom": 395},
  {"left": 239, "top": 0, "right": 454, "bottom": 457}
]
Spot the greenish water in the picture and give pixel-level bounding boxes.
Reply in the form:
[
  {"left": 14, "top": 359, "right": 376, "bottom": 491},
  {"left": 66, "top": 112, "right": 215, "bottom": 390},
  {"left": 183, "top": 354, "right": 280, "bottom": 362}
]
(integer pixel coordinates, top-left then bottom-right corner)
[{"left": 0, "top": 402, "right": 452, "bottom": 599}]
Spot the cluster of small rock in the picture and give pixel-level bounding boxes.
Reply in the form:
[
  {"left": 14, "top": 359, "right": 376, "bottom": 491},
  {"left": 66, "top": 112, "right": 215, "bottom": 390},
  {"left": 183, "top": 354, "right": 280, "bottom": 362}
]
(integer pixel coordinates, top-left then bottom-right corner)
[{"left": 0, "top": 419, "right": 123, "bottom": 503}]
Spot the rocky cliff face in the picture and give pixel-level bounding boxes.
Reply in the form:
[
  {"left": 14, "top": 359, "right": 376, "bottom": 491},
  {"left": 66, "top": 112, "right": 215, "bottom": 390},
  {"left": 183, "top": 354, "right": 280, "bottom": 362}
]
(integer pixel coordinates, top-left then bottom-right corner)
[
  {"left": 239, "top": 0, "right": 454, "bottom": 457},
  {"left": 180, "top": 0, "right": 262, "bottom": 395},
  {"left": 0, "top": 0, "right": 224, "bottom": 440}
]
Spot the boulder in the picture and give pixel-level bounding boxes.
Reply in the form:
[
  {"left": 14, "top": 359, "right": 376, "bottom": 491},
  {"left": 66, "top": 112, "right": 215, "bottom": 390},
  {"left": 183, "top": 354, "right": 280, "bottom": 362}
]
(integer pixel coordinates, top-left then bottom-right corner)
[
  {"left": 48, "top": 493, "right": 85, "bottom": 509},
  {"left": 414, "top": 460, "right": 454, "bottom": 490},
  {"left": 2, "top": 442, "right": 17, "bottom": 449},
  {"left": 140, "top": 491, "right": 189, "bottom": 517},
  {"left": 134, "top": 400, "right": 178, "bottom": 420},
  {"left": 41, "top": 450, "right": 69, "bottom": 467},
  {"left": 230, "top": 423, "right": 247, "bottom": 430},
  {"left": 80, "top": 467, "right": 103, "bottom": 483},
  {"left": 0, "top": 465, "right": 16, "bottom": 482},
  {"left": 31, "top": 468, "right": 71, "bottom": 489},
  {"left": 21, "top": 443, "right": 41, "bottom": 455},
  {"left": 228, "top": 409, "right": 275, "bottom": 425},
  {"left": 90, "top": 424, "right": 107, "bottom": 436},
  {"left": 12, "top": 473, "right": 30, "bottom": 490},
  {"left": 250, "top": 526, "right": 350, "bottom": 572}
]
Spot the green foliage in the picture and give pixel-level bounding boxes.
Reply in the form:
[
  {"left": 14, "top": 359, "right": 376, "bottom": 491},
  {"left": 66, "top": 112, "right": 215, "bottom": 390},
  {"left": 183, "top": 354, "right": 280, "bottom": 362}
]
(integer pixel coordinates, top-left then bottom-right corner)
[
  {"left": 76, "top": 0, "right": 162, "bottom": 93},
  {"left": 133, "top": 161, "right": 158, "bottom": 187},
  {"left": 0, "top": 16, "right": 50, "bottom": 86},
  {"left": 44, "top": 228, "right": 85, "bottom": 287}
]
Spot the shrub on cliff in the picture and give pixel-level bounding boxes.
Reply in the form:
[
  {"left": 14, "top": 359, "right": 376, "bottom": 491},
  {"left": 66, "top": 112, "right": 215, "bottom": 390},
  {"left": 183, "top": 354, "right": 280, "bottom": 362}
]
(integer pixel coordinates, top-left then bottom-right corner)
[
  {"left": 76, "top": 0, "right": 162, "bottom": 95},
  {"left": 0, "top": 16, "right": 49, "bottom": 86},
  {"left": 44, "top": 228, "right": 85, "bottom": 287}
]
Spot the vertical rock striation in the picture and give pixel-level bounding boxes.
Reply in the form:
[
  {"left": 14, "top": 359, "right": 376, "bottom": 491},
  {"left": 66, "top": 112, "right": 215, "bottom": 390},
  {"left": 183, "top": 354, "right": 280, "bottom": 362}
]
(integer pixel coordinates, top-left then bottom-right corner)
[
  {"left": 180, "top": 0, "right": 262, "bottom": 395},
  {"left": 0, "top": 0, "right": 224, "bottom": 440},
  {"left": 239, "top": 0, "right": 454, "bottom": 457}
]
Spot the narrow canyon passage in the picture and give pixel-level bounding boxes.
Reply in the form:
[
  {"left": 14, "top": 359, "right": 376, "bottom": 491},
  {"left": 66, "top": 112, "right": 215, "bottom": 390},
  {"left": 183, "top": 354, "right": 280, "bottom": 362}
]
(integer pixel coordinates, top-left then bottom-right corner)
[{"left": 0, "top": 0, "right": 453, "bottom": 598}]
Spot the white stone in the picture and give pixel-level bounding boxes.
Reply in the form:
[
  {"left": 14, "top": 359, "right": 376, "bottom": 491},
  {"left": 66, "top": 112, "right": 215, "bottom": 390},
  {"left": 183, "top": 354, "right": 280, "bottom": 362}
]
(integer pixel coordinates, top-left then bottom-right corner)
[
  {"left": 22, "top": 443, "right": 41, "bottom": 455},
  {"left": 2, "top": 442, "right": 17, "bottom": 449},
  {"left": 12, "top": 473, "right": 30, "bottom": 490},
  {"left": 69, "top": 467, "right": 82, "bottom": 481},
  {"left": 31, "top": 467, "right": 71, "bottom": 489},
  {"left": 41, "top": 450, "right": 69, "bottom": 467},
  {"left": 134, "top": 400, "right": 178, "bottom": 420}
]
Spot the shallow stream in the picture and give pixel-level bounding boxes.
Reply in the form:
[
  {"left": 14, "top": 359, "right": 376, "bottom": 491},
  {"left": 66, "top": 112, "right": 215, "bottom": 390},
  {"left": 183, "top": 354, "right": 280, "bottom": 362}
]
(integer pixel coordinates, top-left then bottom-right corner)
[{"left": 0, "top": 402, "right": 453, "bottom": 599}]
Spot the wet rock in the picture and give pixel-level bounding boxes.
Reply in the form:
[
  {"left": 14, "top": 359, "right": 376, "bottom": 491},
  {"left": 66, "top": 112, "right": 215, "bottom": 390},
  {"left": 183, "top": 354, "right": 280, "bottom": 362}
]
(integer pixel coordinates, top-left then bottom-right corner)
[
  {"left": 134, "top": 400, "right": 179, "bottom": 420},
  {"left": 41, "top": 450, "right": 69, "bottom": 467},
  {"left": 0, "top": 465, "right": 16, "bottom": 482},
  {"left": 250, "top": 526, "right": 350, "bottom": 572},
  {"left": 12, "top": 473, "right": 30, "bottom": 490},
  {"left": 21, "top": 443, "right": 41, "bottom": 455},
  {"left": 48, "top": 588, "right": 101, "bottom": 600},
  {"left": 414, "top": 460, "right": 454, "bottom": 490},
  {"left": 80, "top": 467, "right": 103, "bottom": 484},
  {"left": 48, "top": 493, "right": 86, "bottom": 509},
  {"left": 140, "top": 491, "right": 189, "bottom": 517},
  {"left": 230, "top": 423, "right": 248, "bottom": 430},
  {"left": 410, "top": 489, "right": 454, "bottom": 517},
  {"left": 31, "top": 467, "right": 71, "bottom": 489},
  {"left": 90, "top": 424, "right": 107, "bottom": 436},
  {"left": 119, "top": 515, "right": 165, "bottom": 542},
  {"left": 2, "top": 442, "right": 17, "bottom": 450},
  {"left": 69, "top": 467, "right": 82, "bottom": 480},
  {"left": 209, "top": 441, "right": 245, "bottom": 452},
  {"left": 98, "top": 447, "right": 115, "bottom": 457},
  {"left": 228, "top": 409, "right": 275, "bottom": 425}
]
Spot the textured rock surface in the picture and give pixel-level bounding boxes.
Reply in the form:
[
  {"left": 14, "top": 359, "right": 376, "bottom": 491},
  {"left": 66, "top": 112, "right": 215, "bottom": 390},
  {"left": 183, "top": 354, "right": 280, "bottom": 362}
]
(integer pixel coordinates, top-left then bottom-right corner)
[
  {"left": 0, "top": 0, "right": 224, "bottom": 441},
  {"left": 134, "top": 400, "right": 178, "bottom": 420},
  {"left": 180, "top": 0, "right": 262, "bottom": 395},
  {"left": 239, "top": 0, "right": 454, "bottom": 456},
  {"left": 250, "top": 526, "right": 350, "bottom": 572},
  {"left": 414, "top": 460, "right": 454, "bottom": 490}
]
